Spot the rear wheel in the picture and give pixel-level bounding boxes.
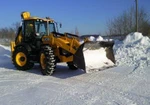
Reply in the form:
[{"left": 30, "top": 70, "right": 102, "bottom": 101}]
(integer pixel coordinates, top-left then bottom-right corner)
[
  {"left": 67, "top": 62, "right": 78, "bottom": 70},
  {"left": 40, "top": 46, "right": 56, "bottom": 75},
  {"left": 12, "top": 46, "right": 34, "bottom": 70}
]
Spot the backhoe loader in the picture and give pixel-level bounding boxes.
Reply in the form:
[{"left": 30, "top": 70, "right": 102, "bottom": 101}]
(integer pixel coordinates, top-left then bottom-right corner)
[{"left": 10, "top": 11, "right": 115, "bottom": 75}]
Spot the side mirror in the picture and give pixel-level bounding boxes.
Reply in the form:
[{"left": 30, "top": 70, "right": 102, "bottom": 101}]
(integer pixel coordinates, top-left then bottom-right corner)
[{"left": 60, "top": 23, "right": 62, "bottom": 28}]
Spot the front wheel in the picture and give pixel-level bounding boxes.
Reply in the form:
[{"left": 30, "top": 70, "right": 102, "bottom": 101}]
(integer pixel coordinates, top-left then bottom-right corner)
[{"left": 39, "top": 46, "right": 56, "bottom": 75}]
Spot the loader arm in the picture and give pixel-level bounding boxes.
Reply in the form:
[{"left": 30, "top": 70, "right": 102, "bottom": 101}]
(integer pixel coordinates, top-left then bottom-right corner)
[
  {"left": 41, "top": 33, "right": 81, "bottom": 63},
  {"left": 42, "top": 32, "right": 81, "bottom": 55},
  {"left": 54, "top": 38, "right": 77, "bottom": 54}
]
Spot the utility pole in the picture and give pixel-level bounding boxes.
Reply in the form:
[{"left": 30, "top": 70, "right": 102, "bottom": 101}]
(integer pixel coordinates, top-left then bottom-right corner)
[{"left": 135, "top": 0, "right": 138, "bottom": 32}]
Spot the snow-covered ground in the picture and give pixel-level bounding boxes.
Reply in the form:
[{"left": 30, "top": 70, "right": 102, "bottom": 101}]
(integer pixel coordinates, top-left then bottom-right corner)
[{"left": 0, "top": 32, "right": 150, "bottom": 105}]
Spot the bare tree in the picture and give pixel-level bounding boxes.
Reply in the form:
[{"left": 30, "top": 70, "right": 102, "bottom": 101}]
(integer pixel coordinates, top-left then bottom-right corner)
[
  {"left": 0, "top": 22, "right": 20, "bottom": 45},
  {"left": 12, "top": 22, "right": 20, "bottom": 33},
  {"left": 75, "top": 27, "right": 79, "bottom": 36},
  {"left": 106, "top": 7, "right": 150, "bottom": 36}
]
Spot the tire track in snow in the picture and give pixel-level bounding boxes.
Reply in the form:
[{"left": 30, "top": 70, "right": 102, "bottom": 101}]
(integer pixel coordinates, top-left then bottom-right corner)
[
  {"left": 0, "top": 65, "right": 149, "bottom": 104},
  {"left": 63, "top": 71, "right": 149, "bottom": 105}
]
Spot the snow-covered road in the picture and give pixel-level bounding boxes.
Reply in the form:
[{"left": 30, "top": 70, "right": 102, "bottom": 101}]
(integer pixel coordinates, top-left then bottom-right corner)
[
  {"left": 0, "top": 32, "right": 150, "bottom": 105},
  {"left": 0, "top": 63, "right": 150, "bottom": 105}
]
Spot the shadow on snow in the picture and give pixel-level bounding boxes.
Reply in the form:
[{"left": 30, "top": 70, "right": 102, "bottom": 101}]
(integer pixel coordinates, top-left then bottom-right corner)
[{"left": 27, "top": 64, "right": 85, "bottom": 79}]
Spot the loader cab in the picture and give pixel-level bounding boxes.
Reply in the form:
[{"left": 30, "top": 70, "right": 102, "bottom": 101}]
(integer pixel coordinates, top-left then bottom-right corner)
[
  {"left": 20, "top": 12, "right": 57, "bottom": 42},
  {"left": 22, "top": 19, "right": 56, "bottom": 42}
]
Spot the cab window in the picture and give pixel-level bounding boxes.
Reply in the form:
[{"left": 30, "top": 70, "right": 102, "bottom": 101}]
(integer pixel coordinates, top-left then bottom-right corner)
[
  {"left": 35, "top": 20, "right": 47, "bottom": 37},
  {"left": 24, "top": 20, "right": 34, "bottom": 40}
]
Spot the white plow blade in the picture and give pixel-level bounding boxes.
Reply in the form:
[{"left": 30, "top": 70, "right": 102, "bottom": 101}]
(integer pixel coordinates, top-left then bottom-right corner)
[{"left": 83, "top": 48, "right": 115, "bottom": 73}]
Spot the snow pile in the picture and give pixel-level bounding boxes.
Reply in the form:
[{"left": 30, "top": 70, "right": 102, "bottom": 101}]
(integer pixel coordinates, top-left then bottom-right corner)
[
  {"left": 81, "top": 35, "right": 115, "bottom": 73},
  {"left": 115, "top": 32, "right": 150, "bottom": 69},
  {"left": 83, "top": 48, "right": 115, "bottom": 73},
  {"left": 89, "top": 36, "right": 96, "bottom": 41},
  {"left": 123, "top": 32, "right": 150, "bottom": 46},
  {"left": 96, "top": 36, "right": 104, "bottom": 41},
  {"left": 88, "top": 36, "right": 105, "bottom": 41},
  {"left": 88, "top": 35, "right": 113, "bottom": 42}
]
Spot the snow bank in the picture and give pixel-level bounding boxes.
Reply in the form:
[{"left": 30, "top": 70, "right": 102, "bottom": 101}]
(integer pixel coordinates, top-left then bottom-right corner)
[
  {"left": 123, "top": 32, "right": 150, "bottom": 46},
  {"left": 88, "top": 35, "right": 113, "bottom": 42},
  {"left": 114, "top": 32, "right": 150, "bottom": 69},
  {"left": 89, "top": 36, "right": 96, "bottom": 41},
  {"left": 0, "top": 44, "right": 10, "bottom": 58},
  {"left": 0, "top": 44, "right": 12, "bottom": 68},
  {"left": 96, "top": 36, "right": 104, "bottom": 41},
  {"left": 0, "top": 44, "right": 10, "bottom": 52}
]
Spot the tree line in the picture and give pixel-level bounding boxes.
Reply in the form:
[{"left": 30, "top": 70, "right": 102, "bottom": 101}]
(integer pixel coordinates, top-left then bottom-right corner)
[
  {"left": 106, "top": 7, "right": 150, "bottom": 36},
  {"left": 0, "top": 22, "right": 20, "bottom": 45}
]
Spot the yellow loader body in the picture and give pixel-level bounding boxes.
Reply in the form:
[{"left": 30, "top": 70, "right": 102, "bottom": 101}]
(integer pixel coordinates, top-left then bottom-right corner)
[{"left": 10, "top": 11, "right": 115, "bottom": 75}]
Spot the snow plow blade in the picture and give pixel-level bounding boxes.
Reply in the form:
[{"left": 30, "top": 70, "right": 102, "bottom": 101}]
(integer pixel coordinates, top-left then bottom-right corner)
[{"left": 73, "top": 41, "right": 115, "bottom": 73}]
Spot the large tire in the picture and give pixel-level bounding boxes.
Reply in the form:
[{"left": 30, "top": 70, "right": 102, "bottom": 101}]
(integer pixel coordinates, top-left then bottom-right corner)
[
  {"left": 67, "top": 62, "right": 78, "bottom": 70},
  {"left": 12, "top": 46, "right": 34, "bottom": 70},
  {"left": 39, "top": 46, "right": 56, "bottom": 75}
]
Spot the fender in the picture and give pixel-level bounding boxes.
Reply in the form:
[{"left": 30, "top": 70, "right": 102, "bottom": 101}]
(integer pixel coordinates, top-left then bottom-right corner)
[{"left": 15, "top": 43, "right": 32, "bottom": 52}]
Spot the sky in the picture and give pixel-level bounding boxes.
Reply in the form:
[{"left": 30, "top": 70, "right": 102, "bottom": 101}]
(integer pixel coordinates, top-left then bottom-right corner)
[{"left": 0, "top": 0, "right": 150, "bottom": 35}]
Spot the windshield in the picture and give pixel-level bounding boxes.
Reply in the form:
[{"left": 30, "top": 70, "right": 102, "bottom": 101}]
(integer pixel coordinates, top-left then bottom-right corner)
[
  {"left": 35, "top": 20, "right": 56, "bottom": 36},
  {"left": 49, "top": 22, "right": 56, "bottom": 33},
  {"left": 35, "top": 20, "right": 47, "bottom": 36}
]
